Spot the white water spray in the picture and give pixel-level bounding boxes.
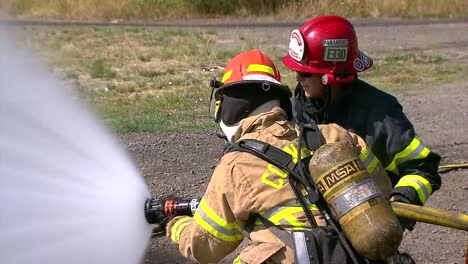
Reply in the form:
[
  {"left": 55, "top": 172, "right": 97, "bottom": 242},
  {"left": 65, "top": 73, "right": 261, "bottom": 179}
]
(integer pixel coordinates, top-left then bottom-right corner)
[{"left": 0, "top": 28, "right": 152, "bottom": 263}]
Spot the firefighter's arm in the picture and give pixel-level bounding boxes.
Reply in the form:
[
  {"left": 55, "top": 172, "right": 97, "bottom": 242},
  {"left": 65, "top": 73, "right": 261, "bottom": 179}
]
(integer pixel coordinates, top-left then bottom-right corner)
[
  {"left": 379, "top": 105, "right": 442, "bottom": 205},
  {"left": 165, "top": 161, "right": 251, "bottom": 263}
]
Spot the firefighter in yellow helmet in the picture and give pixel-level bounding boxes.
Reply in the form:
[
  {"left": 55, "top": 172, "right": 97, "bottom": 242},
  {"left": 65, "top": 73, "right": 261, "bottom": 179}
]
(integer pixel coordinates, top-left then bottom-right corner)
[{"left": 163, "top": 49, "right": 399, "bottom": 264}]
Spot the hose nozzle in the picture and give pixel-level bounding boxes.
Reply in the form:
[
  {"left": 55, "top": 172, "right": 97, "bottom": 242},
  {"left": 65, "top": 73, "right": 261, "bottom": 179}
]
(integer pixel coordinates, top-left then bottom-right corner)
[
  {"left": 144, "top": 197, "right": 201, "bottom": 224},
  {"left": 144, "top": 198, "right": 163, "bottom": 224}
]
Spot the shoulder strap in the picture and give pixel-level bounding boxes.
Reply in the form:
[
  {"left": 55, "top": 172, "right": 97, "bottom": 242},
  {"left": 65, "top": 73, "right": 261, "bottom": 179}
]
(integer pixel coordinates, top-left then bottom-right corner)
[
  {"left": 225, "top": 139, "right": 320, "bottom": 227},
  {"left": 243, "top": 213, "right": 293, "bottom": 245},
  {"left": 225, "top": 139, "right": 309, "bottom": 187},
  {"left": 299, "top": 120, "right": 324, "bottom": 152}
]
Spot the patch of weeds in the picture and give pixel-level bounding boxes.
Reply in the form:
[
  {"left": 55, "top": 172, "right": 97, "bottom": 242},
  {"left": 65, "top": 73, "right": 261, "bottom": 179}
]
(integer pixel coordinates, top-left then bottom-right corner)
[
  {"left": 159, "top": 46, "right": 176, "bottom": 60},
  {"left": 384, "top": 52, "right": 446, "bottom": 64},
  {"left": 166, "top": 67, "right": 176, "bottom": 75},
  {"left": 138, "top": 69, "right": 163, "bottom": 78},
  {"left": 118, "top": 83, "right": 139, "bottom": 94},
  {"left": 97, "top": 101, "right": 170, "bottom": 133},
  {"left": 125, "top": 27, "right": 145, "bottom": 34},
  {"left": 159, "top": 28, "right": 190, "bottom": 37},
  {"left": 205, "top": 30, "right": 218, "bottom": 35},
  {"left": 50, "top": 39, "right": 61, "bottom": 50},
  {"left": 90, "top": 58, "right": 116, "bottom": 78},
  {"left": 214, "top": 48, "right": 244, "bottom": 62},
  {"left": 143, "top": 33, "right": 165, "bottom": 46},
  {"left": 137, "top": 53, "right": 152, "bottom": 62},
  {"left": 94, "top": 96, "right": 209, "bottom": 133},
  {"left": 106, "top": 82, "right": 117, "bottom": 91},
  {"left": 93, "top": 27, "right": 115, "bottom": 38}
]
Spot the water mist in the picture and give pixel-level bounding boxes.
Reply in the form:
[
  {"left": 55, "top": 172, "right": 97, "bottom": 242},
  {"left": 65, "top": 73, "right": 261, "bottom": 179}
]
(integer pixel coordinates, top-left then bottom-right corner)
[{"left": 0, "top": 28, "right": 153, "bottom": 263}]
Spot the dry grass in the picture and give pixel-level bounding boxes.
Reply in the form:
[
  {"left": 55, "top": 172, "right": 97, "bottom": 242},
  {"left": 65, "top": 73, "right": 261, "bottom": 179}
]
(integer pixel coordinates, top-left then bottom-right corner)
[
  {"left": 2, "top": 0, "right": 467, "bottom": 20},
  {"left": 285, "top": 0, "right": 468, "bottom": 19}
]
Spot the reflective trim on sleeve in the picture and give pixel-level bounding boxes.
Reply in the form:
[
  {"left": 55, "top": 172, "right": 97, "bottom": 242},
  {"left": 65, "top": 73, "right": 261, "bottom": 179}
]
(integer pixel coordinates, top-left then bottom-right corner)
[
  {"left": 395, "top": 175, "right": 433, "bottom": 204},
  {"left": 170, "top": 216, "right": 192, "bottom": 243},
  {"left": 194, "top": 198, "right": 243, "bottom": 242},
  {"left": 385, "top": 136, "right": 430, "bottom": 175},
  {"left": 359, "top": 147, "right": 380, "bottom": 174},
  {"left": 260, "top": 201, "right": 318, "bottom": 230}
]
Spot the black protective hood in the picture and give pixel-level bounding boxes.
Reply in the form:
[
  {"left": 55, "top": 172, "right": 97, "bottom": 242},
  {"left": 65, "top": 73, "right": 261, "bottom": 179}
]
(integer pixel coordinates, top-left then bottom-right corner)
[{"left": 218, "top": 80, "right": 292, "bottom": 126}]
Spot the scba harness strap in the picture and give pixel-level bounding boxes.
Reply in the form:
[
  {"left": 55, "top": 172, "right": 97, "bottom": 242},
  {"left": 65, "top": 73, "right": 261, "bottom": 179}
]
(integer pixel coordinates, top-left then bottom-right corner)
[{"left": 225, "top": 139, "right": 322, "bottom": 264}]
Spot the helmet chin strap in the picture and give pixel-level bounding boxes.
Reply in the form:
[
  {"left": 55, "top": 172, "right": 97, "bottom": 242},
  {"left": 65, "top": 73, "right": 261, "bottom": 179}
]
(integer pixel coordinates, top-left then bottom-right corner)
[
  {"left": 220, "top": 100, "right": 280, "bottom": 143},
  {"left": 322, "top": 84, "right": 331, "bottom": 122}
]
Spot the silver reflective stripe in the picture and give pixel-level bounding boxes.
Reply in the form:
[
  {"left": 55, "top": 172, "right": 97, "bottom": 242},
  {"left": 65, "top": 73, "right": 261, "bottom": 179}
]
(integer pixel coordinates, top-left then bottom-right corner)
[
  {"left": 403, "top": 142, "right": 426, "bottom": 162},
  {"left": 329, "top": 179, "right": 382, "bottom": 219},
  {"left": 262, "top": 205, "right": 287, "bottom": 219},
  {"left": 386, "top": 137, "right": 429, "bottom": 174},
  {"left": 360, "top": 147, "right": 380, "bottom": 174},
  {"left": 292, "top": 232, "right": 311, "bottom": 264},
  {"left": 396, "top": 177, "right": 430, "bottom": 203},
  {"left": 262, "top": 205, "right": 298, "bottom": 226},
  {"left": 196, "top": 207, "right": 242, "bottom": 237},
  {"left": 361, "top": 150, "right": 373, "bottom": 168}
]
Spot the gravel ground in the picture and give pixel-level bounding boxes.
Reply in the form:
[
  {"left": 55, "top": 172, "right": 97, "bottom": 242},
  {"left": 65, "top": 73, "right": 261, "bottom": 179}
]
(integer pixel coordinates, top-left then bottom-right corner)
[{"left": 119, "top": 19, "right": 468, "bottom": 264}]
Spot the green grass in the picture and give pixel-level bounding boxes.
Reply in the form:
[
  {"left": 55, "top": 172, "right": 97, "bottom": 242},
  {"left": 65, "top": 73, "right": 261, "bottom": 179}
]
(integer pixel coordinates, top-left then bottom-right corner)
[
  {"left": 95, "top": 95, "right": 215, "bottom": 132},
  {"left": 15, "top": 26, "right": 468, "bottom": 133}
]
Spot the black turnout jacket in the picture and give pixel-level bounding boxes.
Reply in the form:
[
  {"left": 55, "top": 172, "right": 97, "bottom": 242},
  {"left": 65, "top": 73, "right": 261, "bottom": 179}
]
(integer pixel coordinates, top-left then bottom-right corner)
[{"left": 292, "top": 79, "right": 441, "bottom": 205}]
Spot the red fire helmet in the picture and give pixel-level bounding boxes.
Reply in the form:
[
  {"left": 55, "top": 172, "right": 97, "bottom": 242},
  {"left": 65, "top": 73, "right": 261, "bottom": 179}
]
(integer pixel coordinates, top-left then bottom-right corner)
[{"left": 282, "top": 15, "right": 373, "bottom": 77}]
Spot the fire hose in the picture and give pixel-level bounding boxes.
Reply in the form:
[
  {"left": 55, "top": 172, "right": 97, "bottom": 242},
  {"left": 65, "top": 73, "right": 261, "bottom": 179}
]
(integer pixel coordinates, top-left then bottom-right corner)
[
  {"left": 439, "top": 163, "right": 468, "bottom": 173},
  {"left": 391, "top": 202, "right": 468, "bottom": 231}
]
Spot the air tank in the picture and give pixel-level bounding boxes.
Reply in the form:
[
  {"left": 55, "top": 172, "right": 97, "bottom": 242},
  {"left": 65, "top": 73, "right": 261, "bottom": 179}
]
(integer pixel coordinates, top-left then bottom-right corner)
[{"left": 308, "top": 142, "right": 403, "bottom": 260}]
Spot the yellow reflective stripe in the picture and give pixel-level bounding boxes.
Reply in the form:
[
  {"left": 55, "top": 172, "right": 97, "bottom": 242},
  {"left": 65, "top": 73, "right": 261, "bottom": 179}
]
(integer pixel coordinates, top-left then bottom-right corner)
[
  {"left": 194, "top": 199, "right": 243, "bottom": 242},
  {"left": 359, "top": 147, "right": 379, "bottom": 173},
  {"left": 268, "top": 207, "right": 304, "bottom": 225},
  {"left": 170, "top": 216, "right": 192, "bottom": 243},
  {"left": 261, "top": 202, "right": 318, "bottom": 229},
  {"left": 367, "top": 156, "right": 380, "bottom": 174},
  {"left": 385, "top": 137, "right": 430, "bottom": 174},
  {"left": 282, "top": 143, "right": 313, "bottom": 164},
  {"left": 222, "top": 69, "right": 233, "bottom": 83},
  {"left": 359, "top": 147, "right": 370, "bottom": 161},
  {"left": 395, "top": 175, "right": 433, "bottom": 204},
  {"left": 246, "top": 64, "right": 275, "bottom": 76},
  {"left": 233, "top": 256, "right": 246, "bottom": 264}
]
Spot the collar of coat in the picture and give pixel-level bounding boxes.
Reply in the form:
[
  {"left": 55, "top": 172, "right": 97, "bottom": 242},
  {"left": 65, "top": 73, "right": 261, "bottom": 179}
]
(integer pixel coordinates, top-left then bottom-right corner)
[{"left": 238, "top": 106, "right": 289, "bottom": 136}]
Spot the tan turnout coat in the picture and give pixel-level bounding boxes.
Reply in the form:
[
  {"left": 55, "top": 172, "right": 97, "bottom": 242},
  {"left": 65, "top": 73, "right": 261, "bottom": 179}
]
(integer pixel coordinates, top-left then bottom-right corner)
[{"left": 166, "top": 107, "right": 391, "bottom": 264}]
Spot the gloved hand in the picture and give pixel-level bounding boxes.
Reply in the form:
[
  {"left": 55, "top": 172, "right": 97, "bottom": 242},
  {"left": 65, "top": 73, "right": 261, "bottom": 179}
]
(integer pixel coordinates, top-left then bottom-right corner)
[{"left": 390, "top": 194, "right": 417, "bottom": 231}]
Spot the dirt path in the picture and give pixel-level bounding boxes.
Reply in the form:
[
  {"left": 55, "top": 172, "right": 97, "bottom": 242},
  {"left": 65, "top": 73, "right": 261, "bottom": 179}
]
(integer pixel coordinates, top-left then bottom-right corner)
[{"left": 119, "top": 19, "right": 468, "bottom": 264}]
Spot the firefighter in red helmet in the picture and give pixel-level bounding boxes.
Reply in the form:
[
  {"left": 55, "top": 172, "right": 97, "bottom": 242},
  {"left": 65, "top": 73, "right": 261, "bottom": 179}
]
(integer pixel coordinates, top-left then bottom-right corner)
[{"left": 283, "top": 15, "right": 441, "bottom": 233}]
